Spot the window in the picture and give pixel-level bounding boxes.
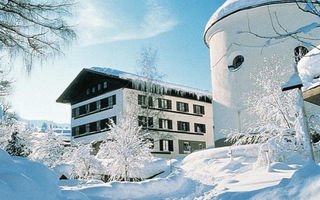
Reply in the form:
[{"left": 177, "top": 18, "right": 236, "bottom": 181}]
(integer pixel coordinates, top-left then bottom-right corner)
[
  {"left": 79, "top": 125, "right": 85, "bottom": 135},
  {"left": 158, "top": 98, "right": 172, "bottom": 109},
  {"left": 193, "top": 105, "right": 205, "bottom": 115},
  {"left": 103, "top": 81, "right": 108, "bottom": 89},
  {"left": 75, "top": 107, "right": 79, "bottom": 117},
  {"left": 92, "top": 87, "right": 96, "bottom": 93},
  {"left": 101, "top": 95, "right": 116, "bottom": 108},
  {"left": 90, "top": 122, "right": 96, "bottom": 132},
  {"left": 194, "top": 123, "right": 206, "bottom": 133},
  {"left": 108, "top": 96, "right": 113, "bottom": 106},
  {"left": 138, "top": 95, "right": 146, "bottom": 106},
  {"left": 97, "top": 84, "right": 101, "bottom": 91},
  {"left": 85, "top": 104, "right": 90, "bottom": 113},
  {"left": 86, "top": 88, "right": 90, "bottom": 95},
  {"left": 85, "top": 124, "right": 90, "bottom": 133},
  {"left": 160, "top": 140, "right": 173, "bottom": 152},
  {"left": 177, "top": 102, "right": 189, "bottom": 112},
  {"left": 159, "top": 118, "right": 173, "bottom": 129},
  {"left": 109, "top": 95, "right": 116, "bottom": 106},
  {"left": 294, "top": 46, "right": 308, "bottom": 63},
  {"left": 96, "top": 121, "right": 101, "bottom": 131},
  {"left": 228, "top": 55, "right": 244, "bottom": 72},
  {"left": 96, "top": 100, "right": 101, "bottom": 110},
  {"left": 101, "top": 98, "right": 108, "bottom": 108},
  {"left": 72, "top": 108, "right": 76, "bottom": 118},
  {"left": 90, "top": 102, "right": 97, "bottom": 112},
  {"left": 138, "top": 116, "right": 147, "bottom": 127},
  {"left": 101, "top": 116, "right": 116, "bottom": 130},
  {"left": 138, "top": 116, "right": 153, "bottom": 128},
  {"left": 138, "top": 95, "right": 153, "bottom": 107},
  {"left": 177, "top": 121, "right": 190, "bottom": 132},
  {"left": 147, "top": 138, "right": 154, "bottom": 149},
  {"left": 72, "top": 127, "right": 80, "bottom": 136},
  {"left": 183, "top": 142, "right": 191, "bottom": 154},
  {"left": 79, "top": 105, "right": 86, "bottom": 115}
]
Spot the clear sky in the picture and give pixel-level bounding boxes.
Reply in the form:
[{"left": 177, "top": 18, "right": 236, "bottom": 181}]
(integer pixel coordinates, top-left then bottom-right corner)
[{"left": 9, "top": 0, "right": 226, "bottom": 124}]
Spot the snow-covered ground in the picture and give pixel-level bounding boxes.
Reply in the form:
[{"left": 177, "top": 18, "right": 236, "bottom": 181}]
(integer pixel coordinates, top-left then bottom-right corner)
[{"left": 2, "top": 145, "right": 320, "bottom": 200}]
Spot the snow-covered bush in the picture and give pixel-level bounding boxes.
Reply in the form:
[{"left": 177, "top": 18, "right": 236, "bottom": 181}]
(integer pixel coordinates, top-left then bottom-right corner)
[
  {"left": 97, "top": 116, "right": 153, "bottom": 181},
  {"left": 28, "top": 132, "right": 67, "bottom": 168},
  {"left": 225, "top": 57, "right": 308, "bottom": 163},
  {"left": 63, "top": 142, "right": 103, "bottom": 180}
]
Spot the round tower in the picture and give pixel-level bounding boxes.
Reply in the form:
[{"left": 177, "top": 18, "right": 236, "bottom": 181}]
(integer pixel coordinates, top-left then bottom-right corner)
[{"left": 204, "top": 1, "right": 320, "bottom": 145}]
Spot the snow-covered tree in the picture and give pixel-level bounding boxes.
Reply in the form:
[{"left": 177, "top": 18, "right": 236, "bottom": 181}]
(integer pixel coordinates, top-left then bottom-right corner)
[
  {"left": 63, "top": 142, "right": 103, "bottom": 180},
  {"left": 5, "top": 130, "right": 30, "bottom": 157},
  {"left": 28, "top": 131, "right": 67, "bottom": 168},
  {"left": 97, "top": 116, "right": 153, "bottom": 181},
  {"left": 225, "top": 57, "right": 308, "bottom": 162},
  {"left": 0, "top": 110, "right": 29, "bottom": 156}
]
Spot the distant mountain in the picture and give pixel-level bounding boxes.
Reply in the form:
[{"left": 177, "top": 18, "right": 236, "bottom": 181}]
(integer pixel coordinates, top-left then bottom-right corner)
[{"left": 18, "top": 117, "right": 70, "bottom": 129}]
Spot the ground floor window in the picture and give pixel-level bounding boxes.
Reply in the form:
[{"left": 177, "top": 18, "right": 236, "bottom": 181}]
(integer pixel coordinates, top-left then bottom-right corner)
[{"left": 178, "top": 140, "right": 206, "bottom": 154}]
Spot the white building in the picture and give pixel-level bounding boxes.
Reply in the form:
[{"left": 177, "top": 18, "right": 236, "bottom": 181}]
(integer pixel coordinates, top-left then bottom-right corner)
[
  {"left": 57, "top": 67, "right": 213, "bottom": 158},
  {"left": 204, "top": 0, "right": 320, "bottom": 146}
]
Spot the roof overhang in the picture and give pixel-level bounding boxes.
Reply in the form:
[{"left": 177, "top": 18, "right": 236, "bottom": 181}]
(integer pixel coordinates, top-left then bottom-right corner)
[
  {"left": 303, "top": 85, "right": 320, "bottom": 105},
  {"left": 56, "top": 68, "right": 127, "bottom": 104}
]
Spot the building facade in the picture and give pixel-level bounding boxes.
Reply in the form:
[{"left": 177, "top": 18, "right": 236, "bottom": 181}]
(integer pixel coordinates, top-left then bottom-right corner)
[
  {"left": 204, "top": 0, "right": 320, "bottom": 145},
  {"left": 57, "top": 67, "right": 213, "bottom": 158}
]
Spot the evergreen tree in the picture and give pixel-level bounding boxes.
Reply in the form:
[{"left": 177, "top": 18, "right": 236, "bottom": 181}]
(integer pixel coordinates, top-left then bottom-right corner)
[{"left": 5, "top": 131, "right": 29, "bottom": 157}]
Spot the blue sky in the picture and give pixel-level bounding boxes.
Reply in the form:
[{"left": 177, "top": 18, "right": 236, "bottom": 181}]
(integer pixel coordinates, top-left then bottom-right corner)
[{"left": 9, "top": 0, "right": 225, "bottom": 124}]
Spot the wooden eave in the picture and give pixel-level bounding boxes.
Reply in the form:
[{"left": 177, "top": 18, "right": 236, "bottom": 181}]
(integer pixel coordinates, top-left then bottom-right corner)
[
  {"left": 303, "top": 85, "right": 320, "bottom": 106},
  {"left": 56, "top": 68, "right": 129, "bottom": 104}
]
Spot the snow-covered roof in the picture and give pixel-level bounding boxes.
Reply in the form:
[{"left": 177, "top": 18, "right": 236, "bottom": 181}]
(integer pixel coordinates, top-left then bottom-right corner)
[
  {"left": 297, "top": 45, "right": 320, "bottom": 91},
  {"left": 90, "top": 67, "right": 212, "bottom": 98},
  {"left": 204, "top": 0, "right": 294, "bottom": 43}
]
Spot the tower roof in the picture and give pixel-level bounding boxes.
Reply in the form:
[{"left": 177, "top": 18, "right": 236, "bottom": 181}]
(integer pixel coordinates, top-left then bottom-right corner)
[{"left": 204, "top": 0, "right": 296, "bottom": 45}]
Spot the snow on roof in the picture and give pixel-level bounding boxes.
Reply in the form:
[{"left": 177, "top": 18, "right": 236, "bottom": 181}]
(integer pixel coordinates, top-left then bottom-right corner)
[
  {"left": 297, "top": 45, "right": 320, "bottom": 91},
  {"left": 90, "top": 67, "right": 212, "bottom": 98},
  {"left": 205, "top": 0, "right": 292, "bottom": 36}
]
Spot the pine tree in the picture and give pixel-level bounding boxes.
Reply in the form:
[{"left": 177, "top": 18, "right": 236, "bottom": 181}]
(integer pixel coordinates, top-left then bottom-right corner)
[{"left": 5, "top": 131, "right": 29, "bottom": 157}]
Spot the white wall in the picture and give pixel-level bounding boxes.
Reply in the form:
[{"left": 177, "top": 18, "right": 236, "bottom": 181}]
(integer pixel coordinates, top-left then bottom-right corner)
[
  {"left": 71, "top": 89, "right": 124, "bottom": 143},
  {"left": 122, "top": 88, "right": 213, "bottom": 158},
  {"left": 205, "top": 3, "right": 320, "bottom": 141}
]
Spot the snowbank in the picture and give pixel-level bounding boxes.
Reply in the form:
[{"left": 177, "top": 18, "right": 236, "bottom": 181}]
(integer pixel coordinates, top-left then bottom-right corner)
[
  {"left": 141, "top": 158, "right": 170, "bottom": 178},
  {"left": 297, "top": 45, "right": 320, "bottom": 91},
  {"left": 0, "top": 149, "right": 63, "bottom": 200},
  {"left": 216, "top": 161, "right": 320, "bottom": 200},
  {"left": 60, "top": 169, "right": 212, "bottom": 200},
  {"left": 181, "top": 145, "right": 261, "bottom": 186}
]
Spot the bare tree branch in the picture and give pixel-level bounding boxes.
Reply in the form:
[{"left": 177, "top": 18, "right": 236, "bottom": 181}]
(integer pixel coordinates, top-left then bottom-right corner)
[{"left": 0, "top": 0, "right": 76, "bottom": 72}]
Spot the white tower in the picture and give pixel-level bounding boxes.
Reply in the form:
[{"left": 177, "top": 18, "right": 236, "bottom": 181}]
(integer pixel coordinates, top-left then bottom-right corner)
[{"left": 204, "top": 0, "right": 320, "bottom": 145}]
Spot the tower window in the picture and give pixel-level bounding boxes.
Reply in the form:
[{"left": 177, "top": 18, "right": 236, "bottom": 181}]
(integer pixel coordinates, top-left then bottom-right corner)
[
  {"left": 294, "top": 46, "right": 308, "bottom": 63},
  {"left": 228, "top": 55, "right": 244, "bottom": 72}
]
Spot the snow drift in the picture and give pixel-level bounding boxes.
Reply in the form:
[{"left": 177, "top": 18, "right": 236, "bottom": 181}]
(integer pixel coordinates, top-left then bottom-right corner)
[{"left": 0, "top": 149, "right": 63, "bottom": 200}]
